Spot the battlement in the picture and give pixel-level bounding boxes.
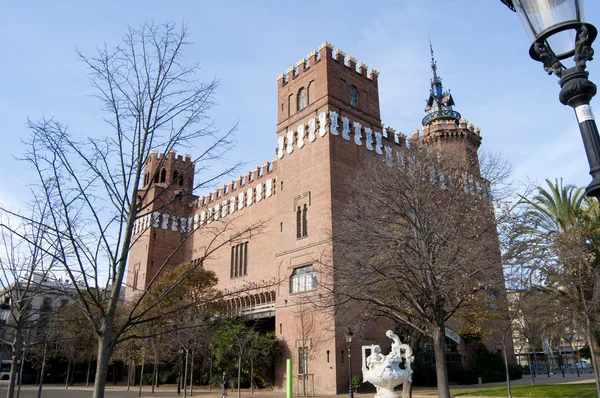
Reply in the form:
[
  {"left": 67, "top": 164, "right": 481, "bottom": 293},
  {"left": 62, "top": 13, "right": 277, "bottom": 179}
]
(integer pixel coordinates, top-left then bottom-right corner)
[
  {"left": 276, "top": 42, "right": 379, "bottom": 86},
  {"left": 148, "top": 150, "right": 193, "bottom": 164},
  {"left": 193, "top": 159, "right": 278, "bottom": 209}
]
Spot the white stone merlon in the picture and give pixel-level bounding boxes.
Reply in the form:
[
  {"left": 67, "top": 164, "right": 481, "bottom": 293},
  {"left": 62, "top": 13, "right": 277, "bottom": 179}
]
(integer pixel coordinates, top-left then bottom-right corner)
[
  {"left": 335, "top": 49, "right": 346, "bottom": 57},
  {"left": 297, "top": 58, "right": 306, "bottom": 67},
  {"left": 318, "top": 41, "right": 333, "bottom": 50},
  {"left": 286, "top": 66, "right": 294, "bottom": 74},
  {"left": 358, "top": 62, "right": 368, "bottom": 70},
  {"left": 276, "top": 73, "right": 284, "bottom": 81},
  {"left": 347, "top": 56, "right": 357, "bottom": 63},
  {"left": 370, "top": 69, "right": 380, "bottom": 76},
  {"left": 307, "top": 50, "right": 317, "bottom": 58}
]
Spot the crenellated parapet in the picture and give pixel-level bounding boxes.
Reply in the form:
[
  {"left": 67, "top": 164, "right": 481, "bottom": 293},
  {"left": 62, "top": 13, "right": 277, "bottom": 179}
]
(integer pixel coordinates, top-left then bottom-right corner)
[
  {"left": 419, "top": 119, "right": 482, "bottom": 148},
  {"left": 147, "top": 149, "right": 193, "bottom": 164},
  {"left": 277, "top": 42, "right": 379, "bottom": 86}
]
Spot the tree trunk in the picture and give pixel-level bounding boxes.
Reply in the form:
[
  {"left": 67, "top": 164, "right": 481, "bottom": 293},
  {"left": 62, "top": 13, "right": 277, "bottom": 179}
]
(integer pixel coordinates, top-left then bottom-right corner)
[
  {"left": 92, "top": 331, "right": 116, "bottom": 398},
  {"left": 16, "top": 348, "right": 25, "bottom": 398},
  {"left": 189, "top": 350, "right": 194, "bottom": 397},
  {"left": 183, "top": 350, "right": 189, "bottom": 398},
  {"left": 37, "top": 342, "right": 47, "bottom": 398},
  {"left": 402, "top": 329, "right": 422, "bottom": 398},
  {"left": 237, "top": 354, "right": 242, "bottom": 398},
  {"left": 127, "top": 358, "right": 132, "bottom": 391},
  {"left": 502, "top": 342, "right": 512, "bottom": 398},
  {"left": 65, "top": 360, "right": 71, "bottom": 389},
  {"left": 138, "top": 350, "right": 145, "bottom": 398},
  {"left": 432, "top": 324, "right": 451, "bottom": 398},
  {"left": 208, "top": 355, "right": 212, "bottom": 391},
  {"left": 86, "top": 357, "right": 92, "bottom": 388},
  {"left": 152, "top": 356, "right": 157, "bottom": 394},
  {"left": 7, "top": 331, "right": 22, "bottom": 398},
  {"left": 585, "top": 323, "right": 600, "bottom": 398},
  {"left": 250, "top": 358, "right": 253, "bottom": 395}
]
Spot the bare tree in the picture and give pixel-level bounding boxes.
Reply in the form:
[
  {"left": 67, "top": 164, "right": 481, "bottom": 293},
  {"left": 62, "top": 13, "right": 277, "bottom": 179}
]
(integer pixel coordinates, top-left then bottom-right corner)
[
  {"left": 322, "top": 148, "right": 512, "bottom": 398},
  {"left": 0, "top": 203, "right": 58, "bottom": 398},
  {"left": 0, "top": 21, "right": 262, "bottom": 398}
]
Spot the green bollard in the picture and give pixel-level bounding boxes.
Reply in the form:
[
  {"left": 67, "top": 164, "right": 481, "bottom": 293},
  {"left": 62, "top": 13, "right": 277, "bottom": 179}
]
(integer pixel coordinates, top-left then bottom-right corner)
[
  {"left": 478, "top": 377, "right": 482, "bottom": 384},
  {"left": 287, "top": 359, "right": 293, "bottom": 398}
]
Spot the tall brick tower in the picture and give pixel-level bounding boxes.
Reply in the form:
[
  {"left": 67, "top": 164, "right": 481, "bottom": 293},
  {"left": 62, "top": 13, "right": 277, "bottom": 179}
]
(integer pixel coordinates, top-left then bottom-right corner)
[
  {"left": 126, "top": 150, "right": 196, "bottom": 300},
  {"left": 418, "top": 45, "right": 482, "bottom": 176}
]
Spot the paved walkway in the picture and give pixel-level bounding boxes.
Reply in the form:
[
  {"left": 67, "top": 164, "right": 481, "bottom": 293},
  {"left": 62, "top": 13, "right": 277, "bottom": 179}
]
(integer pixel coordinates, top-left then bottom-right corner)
[{"left": 0, "top": 372, "right": 595, "bottom": 398}]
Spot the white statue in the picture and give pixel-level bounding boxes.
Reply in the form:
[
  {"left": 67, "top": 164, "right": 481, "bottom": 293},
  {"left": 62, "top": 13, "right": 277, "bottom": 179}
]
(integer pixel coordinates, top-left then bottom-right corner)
[{"left": 362, "top": 330, "right": 414, "bottom": 398}]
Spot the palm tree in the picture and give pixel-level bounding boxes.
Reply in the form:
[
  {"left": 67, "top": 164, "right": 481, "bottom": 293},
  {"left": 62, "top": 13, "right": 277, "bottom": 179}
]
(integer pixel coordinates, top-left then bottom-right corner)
[{"left": 523, "top": 178, "right": 600, "bottom": 396}]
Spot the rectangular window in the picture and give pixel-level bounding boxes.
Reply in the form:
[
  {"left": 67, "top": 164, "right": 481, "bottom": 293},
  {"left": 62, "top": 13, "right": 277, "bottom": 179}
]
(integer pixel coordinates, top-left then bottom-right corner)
[
  {"left": 230, "top": 241, "right": 249, "bottom": 278},
  {"left": 302, "top": 205, "right": 308, "bottom": 237},
  {"left": 297, "top": 205, "right": 308, "bottom": 239},
  {"left": 296, "top": 207, "right": 302, "bottom": 238},
  {"left": 290, "top": 265, "right": 317, "bottom": 293},
  {"left": 350, "top": 86, "right": 358, "bottom": 107},
  {"left": 299, "top": 347, "right": 309, "bottom": 375}
]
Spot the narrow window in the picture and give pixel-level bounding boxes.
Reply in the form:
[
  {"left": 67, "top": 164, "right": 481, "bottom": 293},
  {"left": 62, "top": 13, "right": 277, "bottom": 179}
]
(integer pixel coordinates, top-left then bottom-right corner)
[
  {"left": 143, "top": 172, "right": 148, "bottom": 186},
  {"left": 230, "top": 247, "right": 235, "bottom": 278},
  {"left": 350, "top": 86, "right": 358, "bottom": 107},
  {"left": 341, "top": 350, "right": 344, "bottom": 363},
  {"left": 173, "top": 171, "right": 179, "bottom": 185},
  {"left": 160, "top": 168, "right": 166, "bottom": 183},
  {"left": 296, "top": 207, "right": 302, "bottom": 239},
  {"left": 179, "top": 173, "right": 184, "bottom": 186},
  {"left": 243, "top": 242, "right": 248, "bottom": 275},
  {"left": 299, "top": 347, "right": 308, "bottom": 375},
  {"left": 280, "top": 222, "right": 283, "bottom": 232},
  {"left": 302, "top": 204, "right": 308, "bottom": 237},
  {"left": 280, "top": 323, "right": 283, "bottom": 334},
  {"left": 297, "top": 88, "right": 307, "bottom": 111},
  {"left": 153, "top": 171, "right": 159, "bottom": 183},
  {"left": 327, "top": 350, "right": 330, "bottom": 363}
]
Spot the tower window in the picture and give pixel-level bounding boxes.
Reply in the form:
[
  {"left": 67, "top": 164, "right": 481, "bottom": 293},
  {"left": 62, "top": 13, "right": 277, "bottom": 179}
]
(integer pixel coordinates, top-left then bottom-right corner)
[
  {"left": 230, "top": 241, "right": 249, "bottom": 278},
  {"left": 350, "top": 86, "right": 358, "bottom": 107},
  {"left": 160, "top": 168, "right": 166, "bottom": 183},
  {"left": 297, "top": 88, "right": 307, "bottom": 111},
  {"left": 173, "top": 171, "right": 178, "bottom": 185},
  {"left": 302, "top": 204, "right": 308, "bottom": 237},
  {"left": 297, "top": 205, "right": 308, "bottom": 239}
]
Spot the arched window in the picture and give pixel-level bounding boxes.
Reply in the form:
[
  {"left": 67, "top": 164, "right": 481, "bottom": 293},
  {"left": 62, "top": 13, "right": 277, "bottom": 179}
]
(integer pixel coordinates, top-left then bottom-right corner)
[
  {"left": 297, "top": 88, "right": 307, "bottom": 111},
  {"left": 153, "top": 171, "right": 159, "bottom": 183},
  {"left": 160, "top": 168, "right": 166, "bottom": 183}
]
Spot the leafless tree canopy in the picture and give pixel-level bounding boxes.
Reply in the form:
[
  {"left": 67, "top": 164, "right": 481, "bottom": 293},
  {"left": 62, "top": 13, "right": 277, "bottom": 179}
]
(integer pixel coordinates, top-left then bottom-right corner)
[
  {"left": 0, "top": 22, "right": 251, "bottom": 398},
  {"left": 323, "top": 147, "right": 509, "bottom": 398}
]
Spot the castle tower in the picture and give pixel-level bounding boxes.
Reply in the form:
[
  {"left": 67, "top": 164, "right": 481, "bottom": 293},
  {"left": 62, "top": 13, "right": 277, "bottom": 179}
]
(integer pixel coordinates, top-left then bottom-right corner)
[
  {"left": 126, "top": 150, "right": 196, "bottom": 300},
  {"left": 419, "top": 44, "right": 482, "bottom": 176}
]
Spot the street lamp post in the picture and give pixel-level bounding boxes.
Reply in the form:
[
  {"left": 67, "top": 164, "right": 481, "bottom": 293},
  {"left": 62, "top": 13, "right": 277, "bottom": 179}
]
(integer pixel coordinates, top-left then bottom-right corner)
[
  {"left": 344, "top": 328, "right": 354, "bottom": 398},
  {"left": 500, "top": 0, "right": 600, "bottom": 199}
]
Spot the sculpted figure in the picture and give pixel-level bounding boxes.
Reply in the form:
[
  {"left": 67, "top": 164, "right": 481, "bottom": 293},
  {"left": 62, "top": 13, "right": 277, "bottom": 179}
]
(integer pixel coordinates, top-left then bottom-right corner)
[{"left": 366, "top": 346, "right": 384, "bottom": 370}]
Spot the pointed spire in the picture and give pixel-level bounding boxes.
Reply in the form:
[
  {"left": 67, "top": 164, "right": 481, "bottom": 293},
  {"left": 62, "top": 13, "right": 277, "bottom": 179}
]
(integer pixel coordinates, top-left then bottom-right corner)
[
  {"left": 422, "top": 42, "right": 461, "bottom": 126},
  {"left": 430, "top": 39, "right": 440, "bottom": 86}
]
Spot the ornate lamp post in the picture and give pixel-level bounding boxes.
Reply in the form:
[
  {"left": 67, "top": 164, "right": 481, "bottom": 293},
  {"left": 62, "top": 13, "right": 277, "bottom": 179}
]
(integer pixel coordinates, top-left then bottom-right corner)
[
  {"left": 500, "top": 0, "right": 600, "bottom": 198},
  {"left": 344, "top": 328, "right": 354, "bottom": 398}
]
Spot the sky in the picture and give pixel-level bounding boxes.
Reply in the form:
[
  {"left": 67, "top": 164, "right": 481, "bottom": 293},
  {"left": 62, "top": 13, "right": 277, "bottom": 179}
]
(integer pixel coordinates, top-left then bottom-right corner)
[{"left": 1, "top": 0, "right": 599, "bottom": 210}]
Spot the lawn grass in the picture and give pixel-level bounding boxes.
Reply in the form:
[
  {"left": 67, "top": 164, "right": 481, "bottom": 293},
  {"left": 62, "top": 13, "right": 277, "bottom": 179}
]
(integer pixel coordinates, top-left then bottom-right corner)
[{"left": 446, "top": 383, "right": 597, "bottom": 397}]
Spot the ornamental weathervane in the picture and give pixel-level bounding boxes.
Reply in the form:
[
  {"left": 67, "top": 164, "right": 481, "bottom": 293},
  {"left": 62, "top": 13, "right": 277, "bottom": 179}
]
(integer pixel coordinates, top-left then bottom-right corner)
[{"left": 422, "top": 42, "right": 461, "bottom": 126}]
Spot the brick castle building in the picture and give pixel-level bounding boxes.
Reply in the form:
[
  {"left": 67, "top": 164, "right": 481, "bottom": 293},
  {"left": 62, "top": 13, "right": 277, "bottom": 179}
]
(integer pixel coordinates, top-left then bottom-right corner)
[{"left": 126, "top": 42, "right": 509, "bottom": 394}]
